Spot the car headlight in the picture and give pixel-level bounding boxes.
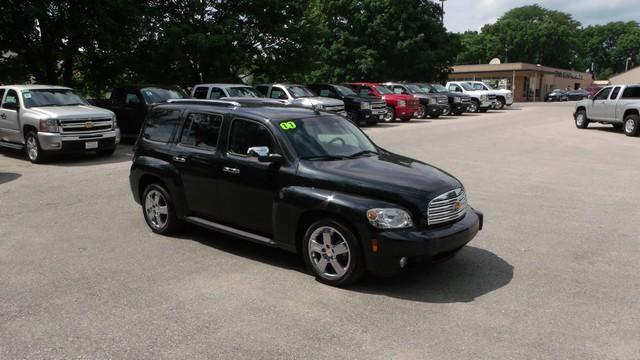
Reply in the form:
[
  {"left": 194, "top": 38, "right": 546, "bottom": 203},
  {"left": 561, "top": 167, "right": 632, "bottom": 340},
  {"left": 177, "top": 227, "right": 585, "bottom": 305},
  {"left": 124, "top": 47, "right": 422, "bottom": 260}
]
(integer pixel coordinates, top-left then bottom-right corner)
[
  {"left": 366, "top": 208, "right": 413, "bottom": 229},
  {"left": 506, "top": 93, "right": 512, "bottom": 98},
  {"left": 360, "top": 102, "right": 371, "bottom": 110},
  {"left": 398, "top": 100, "right": 406, "bottom": 107},
  {"left": 39, "top": 119, "right": 60, "bottom": 133}
]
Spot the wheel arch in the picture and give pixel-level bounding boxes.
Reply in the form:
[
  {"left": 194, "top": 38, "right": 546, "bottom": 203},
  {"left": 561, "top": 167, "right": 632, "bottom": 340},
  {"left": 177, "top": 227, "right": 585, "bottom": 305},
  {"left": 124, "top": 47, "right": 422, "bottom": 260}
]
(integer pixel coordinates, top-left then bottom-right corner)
[
  {"left": 23, "top": 124, "right": 37, "bottom": 139},
  {"left": 623, "top": 108, "right": 639, "bottom": 119}
]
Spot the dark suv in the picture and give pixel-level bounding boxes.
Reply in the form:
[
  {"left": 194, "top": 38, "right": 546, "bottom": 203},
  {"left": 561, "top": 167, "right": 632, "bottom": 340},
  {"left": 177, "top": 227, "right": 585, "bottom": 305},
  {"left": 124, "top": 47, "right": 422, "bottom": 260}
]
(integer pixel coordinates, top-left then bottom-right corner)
[
  {"left": 129, "top": 99, "right": 483, "bottom": 286},
  {"left": 307, "top": 84, "right": 387, "bottom": 125}
]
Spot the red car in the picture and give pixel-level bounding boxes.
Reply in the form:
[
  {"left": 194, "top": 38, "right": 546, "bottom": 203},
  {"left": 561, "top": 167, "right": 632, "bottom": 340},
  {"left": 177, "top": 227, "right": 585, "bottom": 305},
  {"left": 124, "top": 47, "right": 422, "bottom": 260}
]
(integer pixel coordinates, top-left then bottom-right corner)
[{"left": 343, "top": 82, "right": 421, "bottom": 122}]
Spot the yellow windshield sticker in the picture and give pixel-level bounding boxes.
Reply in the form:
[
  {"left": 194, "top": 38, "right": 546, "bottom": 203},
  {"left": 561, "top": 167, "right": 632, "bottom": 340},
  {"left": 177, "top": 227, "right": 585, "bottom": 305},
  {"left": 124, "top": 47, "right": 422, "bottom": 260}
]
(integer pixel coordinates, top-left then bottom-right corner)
[{"left": 280, "top": 121, "right": 297, "bottom": 130}]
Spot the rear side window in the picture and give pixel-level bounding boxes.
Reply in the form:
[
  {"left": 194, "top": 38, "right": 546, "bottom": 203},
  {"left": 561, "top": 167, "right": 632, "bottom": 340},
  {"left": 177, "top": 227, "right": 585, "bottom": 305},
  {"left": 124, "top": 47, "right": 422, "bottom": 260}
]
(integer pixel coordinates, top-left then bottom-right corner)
[
  {"left": 180, "top": 112, "right": 222, "bottom": 150},
  {"left": 622, "top": 87, "right": 640, "bottom": 99},
  {"left": 270, "top": 87, "right": 287, "bottom": 100},
  {"left": 142, "top": 108, "right": 182, "bottom": 143},
  {"left": 228, "top": 119, "right": 279, "bottom": 156},
  {"left": 594, "top": 87, "right": 612, "bottom": 100},
  {"left": 209, "top": 87, "right": 224, "bottom": 99},
  {"left": 255, "top": 86, "right": 269, "bottom": 96},
  {"left": 2, "top": 90, "right": 19, "bottom": 108},
  {"left": 193, "top": 87, "right": 209, "bottom": 99}
]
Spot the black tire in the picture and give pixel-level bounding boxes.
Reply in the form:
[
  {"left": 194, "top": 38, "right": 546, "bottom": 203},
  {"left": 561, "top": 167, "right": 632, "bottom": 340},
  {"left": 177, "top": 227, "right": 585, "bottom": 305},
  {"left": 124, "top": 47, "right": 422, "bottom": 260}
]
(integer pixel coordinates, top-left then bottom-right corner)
[
  {"left": 479, "top": 108, "right": 489, "bottom": 113},
  {"left": 468, "top": 100, "right": 479, "bottom": 113},
  {"left": 383, "top": 106, "right": 395, "bottom": 122},
  {"left": 575, "top": 109, "right": 589, "bottom": 129},
  {"left": 495, "top": 98, "right": 505, "bottom": 110},
  {"left": 416, "top": 105, "right": 426, "bottom": 119},
  {"left": 24, "top": 131, "right": 46, "bottom": 163},
  {"left": 141, "top": 183, "right": 182, "bottom": 235},
  {"left": 302, "top": 219, "right": 365, "bottom": 286},
  {"left": 442, "top": 105, "right": 451, "bottom": 116},
  {"left": 96, "top": 148, "right": 116, "bottom": 157},
  {"left": 623, "top": 114, "right": 640, "bottom": 137}
]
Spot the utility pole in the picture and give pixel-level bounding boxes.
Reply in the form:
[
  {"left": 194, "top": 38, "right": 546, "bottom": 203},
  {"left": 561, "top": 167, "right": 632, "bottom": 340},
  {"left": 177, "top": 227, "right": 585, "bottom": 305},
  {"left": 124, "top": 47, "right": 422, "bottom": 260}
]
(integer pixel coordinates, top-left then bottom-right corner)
[{"left": 439, "top": 0, "right": 446, "bottom": 23}]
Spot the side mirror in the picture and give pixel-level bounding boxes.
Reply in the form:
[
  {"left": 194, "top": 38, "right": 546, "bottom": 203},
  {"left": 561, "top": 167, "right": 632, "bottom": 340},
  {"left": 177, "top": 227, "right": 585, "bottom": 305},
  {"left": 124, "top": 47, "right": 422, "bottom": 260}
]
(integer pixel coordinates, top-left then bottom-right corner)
[
  {"left": 247, "top": 146, "right": 270, "bottom": 158},
  {"left": 258, "top": 153, "right": 284, "bottom": 164},
  {"left": 3, "top": 102, "right": 19, "bottom": 111}
]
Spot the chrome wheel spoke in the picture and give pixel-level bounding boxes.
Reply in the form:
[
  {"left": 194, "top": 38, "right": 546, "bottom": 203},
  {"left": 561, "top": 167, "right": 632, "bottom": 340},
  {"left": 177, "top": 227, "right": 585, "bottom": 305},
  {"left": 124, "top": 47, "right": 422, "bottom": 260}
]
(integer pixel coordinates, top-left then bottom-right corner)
[
  {"left": 309, "top": 240, "right": 323, "bottom": 254},
  {"left": 333, "top": 242, "right": 348, "bottom": 255},
  {"left": 157, "top": 205, "right": 168, "bottom": 215},
  {"left": 308, "top": 225, "right": 351, "bottom": 280},
  {"left": 330, "top": 259, "right": 346, "bottom": 277},
  {"left": 316, "top": 258, "right": 329, "bottom": 272},
  {"left": 322, "top": 230, "right": 332, "bottom": 246}
]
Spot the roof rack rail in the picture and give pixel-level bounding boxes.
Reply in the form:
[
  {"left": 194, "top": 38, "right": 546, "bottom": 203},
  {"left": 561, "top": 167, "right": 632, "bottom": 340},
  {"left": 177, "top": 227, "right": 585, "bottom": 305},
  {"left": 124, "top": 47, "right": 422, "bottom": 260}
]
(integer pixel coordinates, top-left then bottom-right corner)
[{"left": 166, "top": 99, "right": 240, "bottom": 107}]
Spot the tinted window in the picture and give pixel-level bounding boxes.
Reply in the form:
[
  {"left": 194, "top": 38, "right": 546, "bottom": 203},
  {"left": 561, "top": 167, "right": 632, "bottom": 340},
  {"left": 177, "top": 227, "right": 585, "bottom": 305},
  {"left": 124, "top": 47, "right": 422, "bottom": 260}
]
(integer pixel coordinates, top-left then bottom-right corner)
[
  {"left": 621, "top": 87, "right": 640, "bottom": 99},
  {"left": 193, "top": 87, "right": 209, "bottom": 99},
  {"left": 2, "top": 90, "right": 19, "bottom": 108},
  {"left": 594, "top": 87, "right": 612, "bottom": 100},
  {"left": 255, "top": 86, "right": 269, "bottom": 97},
  {"left": 209, "top": 87, "right": 224, "bottom": 99},
  {"left": 270, "top": 87, "right": 288, "bottom": 100},
  {"left": 180, "top": 112, "right": 222, "bottom": 149},
  {"left": 226, "top": 86, "right": 260, "bottom": 98},
  {"left": 448, "top": 84, "right": 461, "bottom": 92},
  {"left": 126, "top": 91, "right": 142, "bottom": 105},
  {"left": 610, "top": 87, "right": 621, "bottom": 99},
  {"left": 228, "top": 119, "right": 279, "bottom": 156},
  {"left": 141, "top": 87, "right": 186, "bottom": 103},
  {"left": 143, "top": 108, "right": 182, "bottom": 142},
  {"left": 392, "top": 86, "right": 404, "bottom": 94},
  {"left": 21, "top": 89, "right": 86, "bottom": 108},
  {"left": 318, "top": 87, "right": 337, "bottom": 98}
]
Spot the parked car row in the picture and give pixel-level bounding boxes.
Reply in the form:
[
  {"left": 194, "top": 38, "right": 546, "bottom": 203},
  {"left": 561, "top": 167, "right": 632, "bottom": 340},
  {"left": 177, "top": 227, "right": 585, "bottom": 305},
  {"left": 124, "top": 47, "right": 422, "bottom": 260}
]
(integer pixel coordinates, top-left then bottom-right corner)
[
  {"left": 0, "top": 80, "right": 510, "bottom": 163},
  {"left": 545, "top": 88, "right": 595, "bottom": 102},
  {"left": 574, "top": 84, "right": 640, "bottom": 137}
]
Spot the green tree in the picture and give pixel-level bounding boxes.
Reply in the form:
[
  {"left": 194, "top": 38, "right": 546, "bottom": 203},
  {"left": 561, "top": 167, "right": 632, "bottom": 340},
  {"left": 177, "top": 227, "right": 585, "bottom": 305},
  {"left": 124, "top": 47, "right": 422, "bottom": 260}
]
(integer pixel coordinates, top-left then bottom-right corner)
[
  {"left": 301, "top": 0, "right": 455, "bottom": 83},
  {"left": 577, "top": 21, "right": 640, "bottom": 79}
]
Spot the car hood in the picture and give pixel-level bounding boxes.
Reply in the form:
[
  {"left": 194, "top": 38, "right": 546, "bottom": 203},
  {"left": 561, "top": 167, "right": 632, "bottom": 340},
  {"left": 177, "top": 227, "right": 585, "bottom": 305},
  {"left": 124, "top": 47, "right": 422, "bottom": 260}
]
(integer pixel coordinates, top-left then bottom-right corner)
[
  {"left": 295, "top": 97, "right": 344, "bottom": 107},
  {"left": 342, "top": 95, "right": 385, "bottom": 104},
  {"left": 382, "top": 93, "right": 414, "bottom": 101},
  {"left": 492, "top": 89, "right": 512, "bottom": 96},
  {"left": 297, "top": 152, "right": 462, "bottom": 213},
  {"left": 28, "top": 105, "right": 115, "bottom": 120}
]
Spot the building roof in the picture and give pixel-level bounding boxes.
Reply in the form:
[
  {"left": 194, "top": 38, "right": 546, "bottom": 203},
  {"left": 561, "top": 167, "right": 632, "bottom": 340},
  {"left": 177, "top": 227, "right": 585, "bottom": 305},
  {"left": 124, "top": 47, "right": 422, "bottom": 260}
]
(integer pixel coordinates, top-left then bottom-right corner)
[
  {"left": 609, "top": 65, "right": 640, "bottom": 85},
  {"left": 452, "top": 62, "right": 591, "bottom": 77}
]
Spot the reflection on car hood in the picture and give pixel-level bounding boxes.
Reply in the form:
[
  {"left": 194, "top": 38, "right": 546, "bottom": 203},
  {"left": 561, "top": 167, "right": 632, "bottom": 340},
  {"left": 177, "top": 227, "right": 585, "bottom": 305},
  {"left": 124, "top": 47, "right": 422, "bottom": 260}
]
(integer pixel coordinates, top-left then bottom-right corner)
[
  {"left": 298, "top": 152, "right": 461, "bottom": 212},
  {"left": 296, "top": 97, "right": 344, "bottom": 107},
  {"left": 28, "top": 105, "right": 114, "bottom": 120}
]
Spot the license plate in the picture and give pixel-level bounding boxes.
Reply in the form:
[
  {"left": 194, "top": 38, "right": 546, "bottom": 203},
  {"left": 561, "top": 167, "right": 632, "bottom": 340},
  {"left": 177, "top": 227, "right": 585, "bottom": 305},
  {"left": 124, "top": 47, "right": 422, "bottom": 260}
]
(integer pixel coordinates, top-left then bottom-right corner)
[{"left": 85, "top": 141, "right": 98, "bottom": 149}]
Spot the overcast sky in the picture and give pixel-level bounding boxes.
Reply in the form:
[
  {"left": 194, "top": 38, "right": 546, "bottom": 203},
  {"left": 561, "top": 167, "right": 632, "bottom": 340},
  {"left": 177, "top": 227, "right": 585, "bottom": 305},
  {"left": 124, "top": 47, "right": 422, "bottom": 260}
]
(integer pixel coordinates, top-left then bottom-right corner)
[{"left": 443, "top": 0, "right": 640, "bottom": 33}]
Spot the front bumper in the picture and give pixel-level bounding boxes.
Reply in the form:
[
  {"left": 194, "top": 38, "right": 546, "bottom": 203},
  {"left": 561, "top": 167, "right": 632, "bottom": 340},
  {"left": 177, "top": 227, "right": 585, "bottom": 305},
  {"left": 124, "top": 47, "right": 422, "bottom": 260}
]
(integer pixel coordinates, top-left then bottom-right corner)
[
  {"left": 451, "top": 102, "right": 470, "bottom": 113},
  {"left": 363, "top": 208, "right": 483, "bottom": 275},
  {"left": 38, "top": 129, "right": 120, "bottom": 152},
  {"left": 396, "top": 106, "right": 421, "bottom": 119},
  {"left": 427, "top": 104, "right": 448, "bottom": 116},
  {"left": 505, "top": 96, "right": 514, "bottom": 105},
  {"left": 480, "top": 100, "right": 494, "bottom": 108},
  {"left": 360, "top": 108, "right": 387, "bottom": 123}
]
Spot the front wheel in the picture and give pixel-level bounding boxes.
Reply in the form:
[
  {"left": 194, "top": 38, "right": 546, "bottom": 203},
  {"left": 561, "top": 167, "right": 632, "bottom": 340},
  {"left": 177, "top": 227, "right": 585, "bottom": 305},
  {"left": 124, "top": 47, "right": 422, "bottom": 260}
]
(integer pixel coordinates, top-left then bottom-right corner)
[
  {"left": 624, "top": 114, "right": 640, "bottom": 137},
  {"left": 494, "top": 98, "right": 505, "bottom": 110},
  {"left": 303, "top": 219, "right": 365, "bottom": 286},
  {"left": 442, "top": 105, "right": 451, "bottom": 116},
  {"left": 25, "top": 131, "right": 46, "bottom": 163},
  {"left": 468, "top": 100, "right": 479, "bottom": 113},
  {"left": 415, "top": 105, "right": 426, "bottom": 119},
  {"left": 575, "top": 110, "right": 589, "bottom": 129},
  {"left": 383, "top": 107, "right": 395, "bottom": 122}
]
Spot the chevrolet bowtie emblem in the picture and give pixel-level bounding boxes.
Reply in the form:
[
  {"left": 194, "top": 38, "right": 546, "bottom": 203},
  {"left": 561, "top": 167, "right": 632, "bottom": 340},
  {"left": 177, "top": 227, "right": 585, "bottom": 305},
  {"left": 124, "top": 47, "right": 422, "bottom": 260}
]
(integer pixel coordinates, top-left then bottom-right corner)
[{"left": 84, "top": 121, "right": 94, "bottom": 129}]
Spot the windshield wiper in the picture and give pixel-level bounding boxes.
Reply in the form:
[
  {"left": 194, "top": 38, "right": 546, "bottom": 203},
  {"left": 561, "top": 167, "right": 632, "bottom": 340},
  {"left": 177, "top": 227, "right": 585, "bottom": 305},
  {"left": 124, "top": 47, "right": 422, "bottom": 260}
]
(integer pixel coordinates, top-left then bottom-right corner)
[
  {"left": 347, "top": 150, "right": 379, "bottom": 158},
  {"left": 300, "top": 155, "right": 348, "bottom": 161}
]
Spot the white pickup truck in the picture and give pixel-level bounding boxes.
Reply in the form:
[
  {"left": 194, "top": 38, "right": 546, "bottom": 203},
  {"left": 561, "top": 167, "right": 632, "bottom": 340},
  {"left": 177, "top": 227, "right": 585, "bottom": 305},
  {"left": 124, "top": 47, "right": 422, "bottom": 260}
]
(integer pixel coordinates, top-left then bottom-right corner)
[
  {"left": 465, "top": 81, "right": 513, "bottom": 109},
  {"left": 0, "top": 85, "right": 120, "bottom": 163},
  {"left": 574, "top": 84, "right": 640, "bottom": 136},
  {"left": 445, "top": 81, "right": 496, "bottom": 113}
]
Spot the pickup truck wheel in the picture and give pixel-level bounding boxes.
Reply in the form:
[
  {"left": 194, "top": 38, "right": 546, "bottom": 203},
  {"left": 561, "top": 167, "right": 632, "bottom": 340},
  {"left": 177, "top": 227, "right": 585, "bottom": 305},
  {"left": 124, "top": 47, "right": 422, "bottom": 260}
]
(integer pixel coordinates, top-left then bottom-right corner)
[
  {"left": 495, "top": 98, "right": 505, "bottom": 110},
  {"left": 442, "top": 105, "right": 451, "bottom": 116},
  {"left": 383, "top": 107, "right": 395, "bottom": 122},
  {"left": 96, "top": 148, "right": 116, "bottom": 157},
  {"left": 142, "top": 184, "right": 182, "bottom": 235},
  {"left": 25, "top": 131, "right": 46, "bottom": 163},
  {"left": 575, "top": 110, "right": 589, "bottom": 129},
  {"left": 624, "top": 114, "right": 640, "bottom": 136},
  {"left": 303, "top": 219, "right": 365, "bottom": 286},
  {"left": 468, "top": 100, "right": 479, "bottom": 113},
  {"left": 416, "top": 105, "right": 426, "bottom": 119}
]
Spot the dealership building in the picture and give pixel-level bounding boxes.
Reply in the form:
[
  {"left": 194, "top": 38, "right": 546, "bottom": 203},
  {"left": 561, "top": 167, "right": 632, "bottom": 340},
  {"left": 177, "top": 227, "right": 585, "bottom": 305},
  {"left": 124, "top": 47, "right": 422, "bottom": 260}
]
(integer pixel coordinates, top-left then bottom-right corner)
[{"left": 448, "top": 62, "right": 593, "bottom": 102}]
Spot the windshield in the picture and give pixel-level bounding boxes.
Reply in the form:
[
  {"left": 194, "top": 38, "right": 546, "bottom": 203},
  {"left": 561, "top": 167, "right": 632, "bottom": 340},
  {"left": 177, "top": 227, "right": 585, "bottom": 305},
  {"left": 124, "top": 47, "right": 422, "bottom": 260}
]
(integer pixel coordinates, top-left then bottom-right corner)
[
  {"left": 22, "top": 89, "right": 88, "bottom": 108},
  {"left": 374, "top": 85, "right": 392, "bottom": 95},
  {"left": 407, "top": 85, "right": 425, "bottom": 94},
  {"left": 460, "top": 83, "right": 474, "bottom": 91},
  {"left": 279, "top": 116, "right": 378, "bottom": 159},
  {"left": 141, "top": 87, "right": 187, "bottom": 103},
  {"left": 288, "top": 86, "right": 316, "bottom": 98},
  {"left": 430, "top": 84, "right": 448, "bottom": 93},
  {"left": 333, "top": 85, "right": 357, "bottom": 96},
  {"left": 227, "top": 86, "right": 261, "bottom": 98}
]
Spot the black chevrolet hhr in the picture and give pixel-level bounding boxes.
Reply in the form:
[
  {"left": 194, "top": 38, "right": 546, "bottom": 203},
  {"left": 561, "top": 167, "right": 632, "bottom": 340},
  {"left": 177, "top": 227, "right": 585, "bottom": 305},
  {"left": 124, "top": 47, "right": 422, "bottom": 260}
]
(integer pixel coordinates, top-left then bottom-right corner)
[{"left": 129, "top": 99, "right": 483, "bottom": 286}]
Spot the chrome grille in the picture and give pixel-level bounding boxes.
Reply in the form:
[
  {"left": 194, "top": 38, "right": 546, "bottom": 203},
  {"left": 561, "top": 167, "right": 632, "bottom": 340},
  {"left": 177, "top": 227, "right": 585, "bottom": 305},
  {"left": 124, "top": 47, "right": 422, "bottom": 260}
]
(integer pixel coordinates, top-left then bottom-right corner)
[
  {"left": 60, "top": 119, "right": 113, "bottom": 134},
  {"left": 427, "top": 188, "right": 467, "bottom": 226},
  {"left": 488, "top": 94, "right": 497, "bottom": 100},
  {"left": 461, "top": 97, "right": 471, "bottom": 103},
  {"left": 437, "top": 96, "right": 448, "bottom": 104},
  {"left": 324, "top": 105, "right": 345, "bottom": 113},
  {"left": 371, "top": 102, "right": 386, "bottom": 110}
]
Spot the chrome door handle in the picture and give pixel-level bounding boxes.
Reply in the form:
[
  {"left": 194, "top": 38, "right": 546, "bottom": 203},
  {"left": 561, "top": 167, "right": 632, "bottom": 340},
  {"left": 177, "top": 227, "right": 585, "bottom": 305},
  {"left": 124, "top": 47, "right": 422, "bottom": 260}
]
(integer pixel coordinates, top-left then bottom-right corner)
[
  {"left": 223, "top": 166, "right": 240, "bottom": 174},
  {"left": 173, "top": 155, "right": 186, "bottom": 163}
]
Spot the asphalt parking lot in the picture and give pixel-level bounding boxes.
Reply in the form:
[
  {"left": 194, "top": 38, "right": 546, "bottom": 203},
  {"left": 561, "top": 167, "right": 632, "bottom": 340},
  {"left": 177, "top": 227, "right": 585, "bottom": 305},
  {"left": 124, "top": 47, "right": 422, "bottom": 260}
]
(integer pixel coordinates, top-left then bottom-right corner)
[{"left": 1, "top": 102, "right": 639, "bottom": 359}]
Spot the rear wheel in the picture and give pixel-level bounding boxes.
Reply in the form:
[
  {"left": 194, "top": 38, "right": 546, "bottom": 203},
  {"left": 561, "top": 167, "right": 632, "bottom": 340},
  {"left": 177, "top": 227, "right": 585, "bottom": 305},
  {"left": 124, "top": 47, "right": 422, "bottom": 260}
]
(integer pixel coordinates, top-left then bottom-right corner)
[
  {"left": 575, "top": 109, "right": 589, "bottom": 129},
  {"left": 303, "top": 219, "right": 365, "bottom": 286},
  {"left": 25, "top": 131, "right": 46, "bottom": 163},
  {"left": 624, "top": 114, "right": 640, "bottom": 137},
  {"left": 142, "top": 183, "right": 182, "bottom": 235}
]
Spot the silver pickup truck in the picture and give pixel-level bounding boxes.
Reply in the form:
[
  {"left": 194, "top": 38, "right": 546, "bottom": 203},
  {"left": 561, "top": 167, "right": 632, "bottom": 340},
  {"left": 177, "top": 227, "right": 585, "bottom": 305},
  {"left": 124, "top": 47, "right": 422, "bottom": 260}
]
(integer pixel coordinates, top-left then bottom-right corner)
[
  {"left": 574, "top": 84, "right": 640, "bottom": 136},
  {"left": 255, "top": 84, "right": 346, "bottom": 116},
  {"left": 0, "top": 85, "right": 120, "bottom": 163}
]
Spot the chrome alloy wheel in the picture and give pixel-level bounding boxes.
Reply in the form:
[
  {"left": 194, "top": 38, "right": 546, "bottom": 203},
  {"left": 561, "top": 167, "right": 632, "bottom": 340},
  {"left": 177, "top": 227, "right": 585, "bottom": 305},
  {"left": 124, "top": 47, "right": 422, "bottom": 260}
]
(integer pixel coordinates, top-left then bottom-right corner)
[
  {"left": 442, "top": 105, "right": 451, "bottom": 116},
  {"left": 144, "top": 189, "right": 169, "bottom": 230},
  {"left": 468, "top": 102, "right": 478, "bottom": 113},
  {"left": 307, "top": 226, "right": 351, "bottom": 280},
  {"left": 26, "top": 135, "right": 39, "bottom": 161},
  {"left": 383, "top": 107, "right": 394, "bottom": 122},
  {"left": 626, "top": 118, "right": 635, "bottom": 133},
  {"left": 576, "top": 113, "right": 586, "bottom": 126},
  {"left": 416, "top": 105, "right": 426, "bottom": 118}
]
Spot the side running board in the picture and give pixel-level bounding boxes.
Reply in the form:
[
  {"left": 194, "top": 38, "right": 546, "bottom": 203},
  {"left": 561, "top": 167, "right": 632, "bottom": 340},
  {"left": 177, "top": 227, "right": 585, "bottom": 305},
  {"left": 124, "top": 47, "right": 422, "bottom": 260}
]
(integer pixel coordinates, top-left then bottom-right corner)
[
  {"left": 184, "top": 216, "right": 277, "bottom": 246},
  {"left": 0, "top": 141, "right": 25, "bottom": 150}
]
